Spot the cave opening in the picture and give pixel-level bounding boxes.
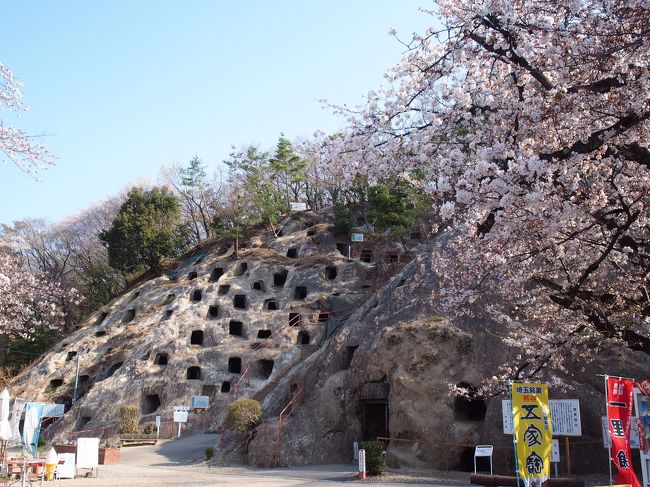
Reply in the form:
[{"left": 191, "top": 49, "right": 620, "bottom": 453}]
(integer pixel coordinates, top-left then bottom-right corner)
[
  {"left": 273, "top": 269, "right": 288, "bottom": 287},
  {"left": 233, "top": 294, "right": 247, "bottom": 309},
  {"left": 142, "top": 394, "right": 161, "bottom": 414},
  {"left": 254, "top": 359, "right": 274, "bottom": 380},
  {"left": 208, "top": 305, "right": 219, "bottom": 318},
  {"left": 229, "top": 321, "right": 243, "bottom": 337},
  {"left": 294, "top": 286, "right": 307, "bottom": 300},
  {"left": 154, "top": 353, "right": 168, "bottom": 365},
  {"left": 190, "top": 330, "right": 204, "bottom": 346},
  {"left": 228, "top": 357, "right": 242, "bottom": 373},
  {"left": 209, "top": 268, "right": 224, "bottom": 282},
  {"left": 187, "top": 366, "right": 201, "bottom": 380}
]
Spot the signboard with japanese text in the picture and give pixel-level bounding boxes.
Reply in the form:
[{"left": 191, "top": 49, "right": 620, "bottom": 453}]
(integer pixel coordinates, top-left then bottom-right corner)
[
  {"left": 512, "top": 383, "right": 552, "bottom": 486},
  {"left": 502, "top": 399, "right": 581, "bottom": 436},
  {"left": 191, "top": 396, "right": 209, "bottom": 409},
  {"left": 173, "top": 406, "right": 190, "bottom": 423},
  {"left": 289, "top": 202, "right": 307, "bottom": 211},
  {"left": 606, "top": 377, "right": 641, "bottom": 487}
]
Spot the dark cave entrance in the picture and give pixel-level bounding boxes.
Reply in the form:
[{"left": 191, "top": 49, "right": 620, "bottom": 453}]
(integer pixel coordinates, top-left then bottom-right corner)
[{"left": 363, "top": 401, "right": 389, "bottom": 442}]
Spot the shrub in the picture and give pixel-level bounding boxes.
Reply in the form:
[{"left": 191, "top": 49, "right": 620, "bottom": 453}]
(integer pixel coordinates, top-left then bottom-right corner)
[
  {"left": 204, "top": 447, "right": 214, "bottom": 461},
  {"left": 119, "top": 405, "right": 139, "bottom": 435},
  {"left": 142, "top": 422, "right": 156, "bottom": 435},
  {"left": 224, "top": 398, "right": 262, "bottom": 433},
  {"left": 361, "top": 441, "right": 386, "bottom": 476}
]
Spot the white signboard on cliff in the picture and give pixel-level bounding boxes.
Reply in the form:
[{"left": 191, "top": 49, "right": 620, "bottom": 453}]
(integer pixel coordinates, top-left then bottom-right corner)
[
  {"left": 502, "top": 399, "right": 581, "bottom": 436},
  {"left": 173, "top": 406, "right": 190, "bottom": 423}
]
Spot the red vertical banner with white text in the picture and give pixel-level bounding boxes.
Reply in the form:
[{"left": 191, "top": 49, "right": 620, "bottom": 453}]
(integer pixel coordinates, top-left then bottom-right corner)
[{"left": 607, "top": 376, "right": 641, "bottom": 487}]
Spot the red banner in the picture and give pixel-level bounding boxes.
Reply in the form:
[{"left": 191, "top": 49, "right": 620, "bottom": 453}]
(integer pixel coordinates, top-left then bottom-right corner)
[{"left": 606, "top": 377, "right": 641, "bottom": 487}]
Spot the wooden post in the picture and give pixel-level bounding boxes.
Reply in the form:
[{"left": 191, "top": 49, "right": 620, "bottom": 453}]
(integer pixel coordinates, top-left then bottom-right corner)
[{"left": 564, "top": 437, "right": 571, "bottom": 475}]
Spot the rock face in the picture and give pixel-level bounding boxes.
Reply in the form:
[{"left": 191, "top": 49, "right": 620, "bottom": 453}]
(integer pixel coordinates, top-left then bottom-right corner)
[
  {"left": 12, "top": 213, "right": 412, "bottom": 440},
  {"left": 245, "top": 244, "right": 650, "bottom": 475},
  {"left": 13, "top": 212, "right": 650, "bottom": 475}
]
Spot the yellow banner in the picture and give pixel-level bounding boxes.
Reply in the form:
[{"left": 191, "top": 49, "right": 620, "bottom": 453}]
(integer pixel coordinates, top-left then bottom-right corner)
[{"left": 512, "top": 383, "right": 553, "bottom": 485}]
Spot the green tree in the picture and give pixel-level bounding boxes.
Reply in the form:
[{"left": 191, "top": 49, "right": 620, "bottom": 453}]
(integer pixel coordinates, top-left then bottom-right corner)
[
  {"left": 224, "top": 146, "right": 285, "bottom": 236},
  {"left": 269, "top": 135, "right": 307, "bottom": 207},
  {"left": 366, "top": 177, "right": 430, "bottom": 235},
  {"left": 99, "top": 187, "right": 184, "bottom": 274}
]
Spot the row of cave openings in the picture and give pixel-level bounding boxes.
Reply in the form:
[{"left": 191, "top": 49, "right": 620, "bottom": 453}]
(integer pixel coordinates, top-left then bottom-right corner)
[
  {"left": 95, "top": 262, "right": 339, "bottom": 327},
  {"left": 188, "top": 262, "right": 338, "bottom": 285},
  {"left": 186, "top": 320, "right": 311, "bottom": 347}
]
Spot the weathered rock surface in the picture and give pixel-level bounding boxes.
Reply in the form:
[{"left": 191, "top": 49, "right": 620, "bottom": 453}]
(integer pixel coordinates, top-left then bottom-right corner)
[
  {"left": 12, "top": 213, "right": 411, "bottom": 440},
  {"left": 12, "top": 212, "right": 650, "bottom": 476},
  {"left": 245, "top": 243, "right": 650, "bottom": 474}
]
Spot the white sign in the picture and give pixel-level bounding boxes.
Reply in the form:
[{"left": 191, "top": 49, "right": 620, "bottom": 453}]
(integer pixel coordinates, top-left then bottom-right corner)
[
  {"left": 551, "top": 439, "right": 560, "bottom": 462},
  {"left": 474, "top": 445, "right": 493, "bottom": 475},
  {"left": 351, "top": 233, "right": 364, "bottom": 242},
  {"left": 353, "top": 441, "right": 359, "bottom": 460},
  {"left": 155, "top": 415, "right": 161, "bottom": 427},
  {"left": 602, "top": 416, "right": 640, "bottom": 449},
  {"left": 56, "top": 453, "right": 76, "bottom": 479},
  {"left": 502, "top": 399, "right": 582, "bottom": 436},
  {"left": 173, "top": 406, "right": 190, "bottom": 423},
  {"left": 289, "top": 202, "right": 307, "bottom": 211},
  {"left": 76, "top": 437, "right": 99, "bottom": 469}
]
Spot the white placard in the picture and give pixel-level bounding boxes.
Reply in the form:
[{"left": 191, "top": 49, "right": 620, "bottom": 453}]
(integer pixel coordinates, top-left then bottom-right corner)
[
  {"left": 155, "top": 415, "right": 161, "bottom": 427},
  {"left": 551, "top": 439, "right": 560, "bottom": 462},
  {"left": 602, "top": 416, "right": 640, "bottom": 449},
  {"left": 474, "top": 445, "right": 493, "bottom": 475},
  {"left": 353, "top": 441, "right": 359, "bottom": 460},
  {"left": 351, "top": 233, "right": 364, "bottom": 242},
  {"left": 76, "top": 437, "right": 99, "bottom": 469},
  {"left": 289, "top": 202, "right": 307, "bottom": 211},
  {"left": 502, "top": 399, "right": 582, "bottom": 436},
  {"left": 56, "top": 453, "right": 76, "bottom": 479},
  {"left": 173, "top": 406, "right": 190, "bottom": 423},
  {"left": 475, "top": 445, "right": 493, "bottom": 456}
]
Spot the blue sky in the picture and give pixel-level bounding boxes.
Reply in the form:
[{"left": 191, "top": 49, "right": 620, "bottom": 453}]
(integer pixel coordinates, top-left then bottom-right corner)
[{"left": 1, "top": 1, "right": 432, "bottom": 224}]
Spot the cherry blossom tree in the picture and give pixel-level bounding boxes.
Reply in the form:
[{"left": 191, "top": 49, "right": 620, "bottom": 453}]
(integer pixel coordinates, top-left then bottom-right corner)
[
  {"left": 0, "top": 63, "right": 53, "bottom": 175},
  {"left": 332, "top": 0, "right": 650, "bottom": 391},
  {"left": 0, "top": 252, "right": 81, "bottom": 339}
]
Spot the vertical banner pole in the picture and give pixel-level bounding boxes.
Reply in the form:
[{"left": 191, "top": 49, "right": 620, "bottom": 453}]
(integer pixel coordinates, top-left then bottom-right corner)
[
  {"left": 565, "top": 437, "right": 571, "bottom": 475},
  {"left": 605, "top": 375, "right": 613, "bottom": 485},
  {"left": 510, "top": 382, "right": 521, "bottom": 487}
]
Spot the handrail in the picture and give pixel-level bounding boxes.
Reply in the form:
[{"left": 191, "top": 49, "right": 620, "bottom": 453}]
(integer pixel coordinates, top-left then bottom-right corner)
[{"left": 273, "top": 384, "right": 304, "bottom": 468}]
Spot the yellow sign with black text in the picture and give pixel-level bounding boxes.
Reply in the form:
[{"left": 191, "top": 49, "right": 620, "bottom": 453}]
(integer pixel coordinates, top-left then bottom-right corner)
[{"left": 512, "top": 383, "right": 553, "bottom": 486}]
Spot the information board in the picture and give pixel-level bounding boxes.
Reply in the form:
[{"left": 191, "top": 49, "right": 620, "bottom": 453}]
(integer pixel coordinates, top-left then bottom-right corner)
[
  {"left": 191, "top": 396, "right": 209, "bottom": 409},
  {"left": 289, "top": 202, "right": 307, "bottom": 211},
  {"left": 351, "top": 233, "right": 364, "bottom": 242},
  {"left": 173, "top": 406, "right": 190, "bottom": 423},
  {"left": 76, "top": 437, "right": 99, "bottom": 469},
  {"left": 601, "top": 416, "right": 640, "bottom": 449},
  {"left": 502, "top": 399, "right": 581, "bottom": 436}
]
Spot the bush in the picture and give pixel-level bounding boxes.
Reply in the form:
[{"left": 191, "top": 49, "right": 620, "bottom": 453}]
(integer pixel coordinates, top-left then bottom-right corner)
[
  {"left": 361, "top": 441, "right": 386, "bottom": 476},
  {"left": 119, "top": 405, "right": 139, "bottom": 435},
  {"left": 204, "top": 447, "right": 214, "bottom": 461},
  {"left": 224, "top": 398, "right": 262, "bottom": 433},
  {"left": 142, "top": 422, "right": 156, "bottom": 435}
]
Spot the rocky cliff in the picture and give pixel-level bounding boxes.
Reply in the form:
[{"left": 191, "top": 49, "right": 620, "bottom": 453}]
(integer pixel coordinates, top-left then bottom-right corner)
[{"left": 12, "top": 212, "right": 650, "bottom": 475}]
